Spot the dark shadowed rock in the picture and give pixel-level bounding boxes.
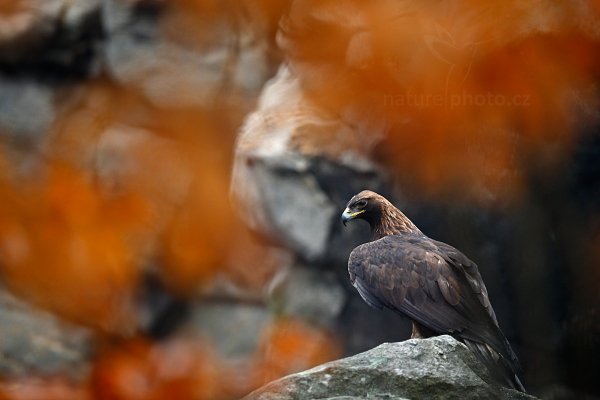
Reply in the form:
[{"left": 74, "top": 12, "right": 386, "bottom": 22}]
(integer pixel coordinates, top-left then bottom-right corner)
[
  {"left": 0, "top": 0, "right": 102, "bottom": 77},
  {"left": 0, "top": 1, "right": 64, "bottom": 62},
  {"left": 243, "top": 335, "right": 537, "bottom": 400}
]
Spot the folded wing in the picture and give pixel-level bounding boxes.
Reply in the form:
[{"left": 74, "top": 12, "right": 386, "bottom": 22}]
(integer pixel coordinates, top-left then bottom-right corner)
[{"left": 348, "top": 234, "right": 520, "bottom": 376}]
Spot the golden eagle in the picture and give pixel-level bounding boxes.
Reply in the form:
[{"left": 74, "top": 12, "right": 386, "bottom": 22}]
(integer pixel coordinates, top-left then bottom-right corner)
[{"left": 342, "top": 190, "right": 525, "bottom": 392}]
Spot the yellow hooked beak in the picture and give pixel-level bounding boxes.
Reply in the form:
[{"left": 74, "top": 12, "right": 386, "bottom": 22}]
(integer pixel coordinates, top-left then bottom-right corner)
[{"left": 341, "top": 208, "right": 365, "bottom": 226}]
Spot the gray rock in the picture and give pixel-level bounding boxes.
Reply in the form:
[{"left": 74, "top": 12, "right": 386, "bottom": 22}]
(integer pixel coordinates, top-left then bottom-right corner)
[
  {"left": 237, "top": 153, "right": 386, "bottom": 264},
  {"left": 255, "top": 157, "right": 337, "bottom": 261},
  {"left": 0, "top": 288, "right": 93, "bottom": 380},
  {"left": 186, "top": 302, "right": 270, "bottom": 359},
  {"left": 102, "top": 0, "right": 273, "bottom": 108},
  {"left": 243, "top": 335, "right": 536, "bottom": 400},
  {"left": 267, "top": 265, "right": 346, "bottom": 327},
  {"left": 231, "top": 66, "right": 388, "bottom": 264},
  {"left": 0, "top": 76, "right": 55, "bottom": 140}
]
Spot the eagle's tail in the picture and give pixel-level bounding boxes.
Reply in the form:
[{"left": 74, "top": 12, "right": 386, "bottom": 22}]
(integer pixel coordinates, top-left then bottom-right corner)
[{"left": 463, "top": 339, "right": 526, "bottom": 393}]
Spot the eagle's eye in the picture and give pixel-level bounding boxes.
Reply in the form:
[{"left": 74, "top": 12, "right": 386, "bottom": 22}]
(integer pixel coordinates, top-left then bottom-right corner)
[{"left": 355, "top": 199, "right": 368, "bottom": 209}]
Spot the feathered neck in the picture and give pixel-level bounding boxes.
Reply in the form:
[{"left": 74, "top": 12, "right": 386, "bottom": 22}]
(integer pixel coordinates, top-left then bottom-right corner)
[{"left": 370, "top": 200, "right": 421, "bottom": 240}]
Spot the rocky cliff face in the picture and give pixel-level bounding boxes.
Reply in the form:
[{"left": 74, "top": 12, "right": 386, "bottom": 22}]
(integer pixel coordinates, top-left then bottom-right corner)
[{"left": 244, "top": 336, "right": 536, "bottom": 400}]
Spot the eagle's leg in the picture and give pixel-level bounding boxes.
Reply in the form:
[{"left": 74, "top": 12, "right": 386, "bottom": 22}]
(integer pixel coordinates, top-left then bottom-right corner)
[{"left": 411, "top": 322, "right": 435, "bottom": 339}]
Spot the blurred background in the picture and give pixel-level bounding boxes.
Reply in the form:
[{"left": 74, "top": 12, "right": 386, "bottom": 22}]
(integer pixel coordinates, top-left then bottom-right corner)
[{"left": 0, "top": 1, "right": 599, "bottom": 399}]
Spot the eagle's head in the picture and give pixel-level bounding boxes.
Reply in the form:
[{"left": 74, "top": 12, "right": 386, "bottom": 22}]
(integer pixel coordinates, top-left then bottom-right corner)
[
  {"left": 341, "top": 190, "right": 386, "bottom": 226},
  {"left": 342, "top": 190, "right": 420, "bottom": 238}
]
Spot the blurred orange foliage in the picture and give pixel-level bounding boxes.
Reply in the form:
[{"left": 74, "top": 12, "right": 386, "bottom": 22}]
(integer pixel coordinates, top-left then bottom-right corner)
[
  {"left": 280, "top": 0, "right": 600, "bottom": 202},
  {"left": 0, "top": 67, "right": 345, "bottom": 396},
  {"left": 0, "top": 79, "right": 238, "bottom": 331},
  {"left": 91, "top": 319, "right": 340, "bottom": 400},
  {"left": 0, "top": 318, "right": 341, "bottom": 400},
  {"left": 0, "top": 0, "right": 23, "bottom": 16},
  {"left": 150, "top": 110, "right": 237, "bottom": 294},
  {"left": 0, "top": 159, "right": 145, "bottom": 332},
  {"left": 0, "top": 378, "right": 90, "bottom": 400},
  {"left": 91, "top": 338, "right": 226, "bottom": 400},
  {"left": 253, "top": 318, "right": 342, "bottom": 385}
]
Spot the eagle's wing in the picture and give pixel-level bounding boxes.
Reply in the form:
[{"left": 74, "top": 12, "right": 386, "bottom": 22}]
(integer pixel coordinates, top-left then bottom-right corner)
[
  {"left": 432, "top": 239, "right": 499, "bottom": 326},
  {"left": 348, "top": 234, "right": 513, "bottom": 364}
]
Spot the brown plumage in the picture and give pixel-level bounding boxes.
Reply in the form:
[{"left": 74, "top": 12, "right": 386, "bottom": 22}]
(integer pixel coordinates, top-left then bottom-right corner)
[{"left": 342, "top": 190, "right": 525, "bottom": 392}]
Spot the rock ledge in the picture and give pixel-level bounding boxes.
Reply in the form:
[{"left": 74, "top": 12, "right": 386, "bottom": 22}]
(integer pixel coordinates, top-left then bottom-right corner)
[{"left": 244, "top": 335, "right": 536, "bottom": 400}]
